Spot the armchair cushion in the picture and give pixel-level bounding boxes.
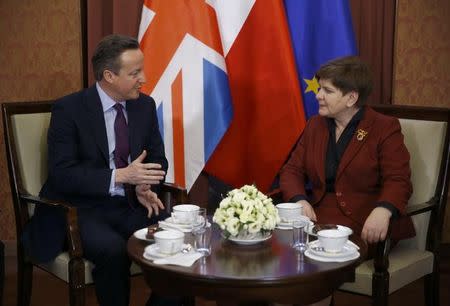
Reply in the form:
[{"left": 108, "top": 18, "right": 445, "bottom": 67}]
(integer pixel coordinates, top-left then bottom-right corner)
[
  {"left": 340, "top": 246, "right": 434, "bottom": 295},
  {"left": 11, "top": 112, "right": 50, "bottom": 215},
  {"left": 2, "top": 100, "right": 187, "bottom": 305}
]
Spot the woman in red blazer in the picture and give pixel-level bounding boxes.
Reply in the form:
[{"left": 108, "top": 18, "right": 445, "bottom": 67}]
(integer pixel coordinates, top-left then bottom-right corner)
[{"left": 280, "top": 56, "right": 415, "bottom": 245}]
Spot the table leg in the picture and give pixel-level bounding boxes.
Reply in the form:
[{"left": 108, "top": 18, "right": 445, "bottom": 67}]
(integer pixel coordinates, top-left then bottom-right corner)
[
  {"left": 181, "top": 296, "right": 195, "bottom": 306},
  {"left": 146, "top": 293, "right": 192, "bottom": 306},
  {"left": 217, "top": 302, "right": 270, "bottom": 306}
]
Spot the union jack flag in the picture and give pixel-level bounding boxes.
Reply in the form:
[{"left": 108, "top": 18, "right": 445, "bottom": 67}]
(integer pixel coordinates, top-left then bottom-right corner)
[{"left": 138, "top": 0, "right": 305, "bottom": 192}]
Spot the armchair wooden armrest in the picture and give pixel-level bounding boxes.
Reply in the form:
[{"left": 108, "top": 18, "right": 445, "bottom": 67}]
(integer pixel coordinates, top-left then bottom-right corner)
[
  {"left": 20, "top": 193, "right": 74, "bottom": 210},
  {"left": 160, "top": 182, "right": 188, "bottom": 213},
  {"left": 405, "top": 198, "right": 437, "bottom": 216},
  {"left": 372, "top": 197, "right": 437, "bottom": 271},
  {"left": 19, "top": 194, "right": 84, "bottom": 258}
]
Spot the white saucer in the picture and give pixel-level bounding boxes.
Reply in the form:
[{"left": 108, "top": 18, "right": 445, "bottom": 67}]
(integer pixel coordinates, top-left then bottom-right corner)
[
  {"left": 133, "top": 228, "right": 153, "bottom": 242},
  {"left": 164, "top": 216, "right": 207, "bottom": 227},
  {"left": 159, "top": 217, "right": 211, "bottom": 233},
  {"left": 164, "top": 217, "right": 194, "bottom": 227},
  {"left": 276, "top": 224, "right": 294, "bottom": 230},
  {"left": 304, "top": 248, "right": 360, "bottom": 262},
  {"left": 308, "top": 240, "right": 358, "bottom": 258},
  {"left": 276, "top": 222, "right": 314, "bottom": 230},
  {"left": 143, "top": 243, "right": 189, "bottom": 260},
  {"left": 224, "top": 234, "right": 272, "bottom": 245},
  {"left": 276, "top": 218, "right": 314, "bottom": 230}
]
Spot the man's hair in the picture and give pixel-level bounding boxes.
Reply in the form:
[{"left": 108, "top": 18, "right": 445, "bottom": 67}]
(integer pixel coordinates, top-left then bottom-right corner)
[
  {"left": 91, "top": 34, "right": 140, "bottom": 81},
  {"left": 315, "top": 56, "right": 373, "bottom": 106}
]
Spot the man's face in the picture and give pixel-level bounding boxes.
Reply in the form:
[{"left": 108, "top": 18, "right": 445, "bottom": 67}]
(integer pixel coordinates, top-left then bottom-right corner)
[{"left": 109, "top": 49, "right": 146, "bottom": 101}]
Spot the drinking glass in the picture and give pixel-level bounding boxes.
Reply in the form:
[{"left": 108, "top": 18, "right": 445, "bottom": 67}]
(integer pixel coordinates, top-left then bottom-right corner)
[
  {"left": 192, "top": 208, "right": 211, "bottom": 256},
  {"left": 292, "top": 219, "right": 308, "bottom": 253},
  {"left": 196, "top": 208, "right": 207, "bottom": 227}
]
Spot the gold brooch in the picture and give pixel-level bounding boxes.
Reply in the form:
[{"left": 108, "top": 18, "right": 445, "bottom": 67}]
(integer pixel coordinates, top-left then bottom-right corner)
[{"left": 356, "top": 129, "right": 368, "bottom": 141}]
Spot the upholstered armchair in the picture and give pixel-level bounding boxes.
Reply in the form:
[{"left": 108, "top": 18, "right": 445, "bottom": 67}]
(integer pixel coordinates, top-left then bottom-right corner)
[
  {"left": 268, "top": 104, "right": 449, "bottom": 306},
  {"left": 339, "top": 104, "right": 450, "bottom": 306},
  {"left": 2, "top": 101, "right": 187, "bottom": 306}
]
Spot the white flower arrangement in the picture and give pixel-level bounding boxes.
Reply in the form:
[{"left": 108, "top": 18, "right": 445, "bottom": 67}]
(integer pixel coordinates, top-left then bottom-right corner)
[{"left": 213, "top": 185, "right": 280, "bottom": 239}]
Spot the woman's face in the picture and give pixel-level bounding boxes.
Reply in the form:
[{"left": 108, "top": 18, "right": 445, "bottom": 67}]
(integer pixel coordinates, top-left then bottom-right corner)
[{"left": 315, "top": 79, "right": 357, "bottom": 119}]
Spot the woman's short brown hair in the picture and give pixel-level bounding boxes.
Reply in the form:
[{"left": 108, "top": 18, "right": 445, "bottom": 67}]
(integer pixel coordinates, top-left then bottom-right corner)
[{"left": 315, "top": 56, "right": 373, "bottom": 106}]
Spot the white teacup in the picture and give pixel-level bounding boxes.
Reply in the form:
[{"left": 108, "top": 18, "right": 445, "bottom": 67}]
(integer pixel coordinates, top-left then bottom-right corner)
[
  {"left": 154, "top": 230, "right": 185, "bottom": 254},
  {"left": 276, "top": 203, "right": 303, "bottom": 223},
  {"left": 317, "top": 229, "right": 350, "bottom": 253},
  {"left": 172, "top": 204, "right": 200, "bottom": 224}
]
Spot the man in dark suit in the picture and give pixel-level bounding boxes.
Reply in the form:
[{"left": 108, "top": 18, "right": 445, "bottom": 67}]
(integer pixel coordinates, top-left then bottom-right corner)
[{"left": 23, "top": 34, "right": 176, "bottom": 306}]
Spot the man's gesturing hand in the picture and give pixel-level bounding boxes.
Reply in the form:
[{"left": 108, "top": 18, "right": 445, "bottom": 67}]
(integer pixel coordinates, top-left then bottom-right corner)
[
  {"left": 136, "top": 184, "right": 164, "bottom": 217},
  {"left": 115, "top": 150, "right": 165, "bottom": 185}
]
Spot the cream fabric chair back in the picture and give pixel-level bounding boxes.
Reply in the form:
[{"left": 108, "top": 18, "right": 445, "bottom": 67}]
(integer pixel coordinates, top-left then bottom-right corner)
[
  {"left": 398, "top": 119, "right": 447, "bottom": 251},
  {"left": 340, "top": 105, "right": 450, "bottom": 303},
  {"left": 10, "top": 112, "right": 51, "bottom": 215}
]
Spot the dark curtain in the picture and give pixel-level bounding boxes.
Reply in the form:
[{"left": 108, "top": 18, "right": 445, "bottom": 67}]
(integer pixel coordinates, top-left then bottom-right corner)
[
  {"left": 84, "top": 0, "right": 144, "bottom": 86},
  {"left": 350, "top": 0, "right": 396, "bottom": 105},
  {"left": 82, "top": 0, "right": 396, "bottom": 202}
]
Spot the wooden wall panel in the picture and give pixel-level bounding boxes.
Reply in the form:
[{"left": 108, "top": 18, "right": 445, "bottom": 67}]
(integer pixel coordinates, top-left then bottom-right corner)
[
  {"left": 393, "top": 0, "right": 450, "bottom": 242},
  {"left": 0, "top": 0, "right": 83, "bottom": 241},
  {"left": 393, "top": 0, "right": 450, "bottom": 108}
]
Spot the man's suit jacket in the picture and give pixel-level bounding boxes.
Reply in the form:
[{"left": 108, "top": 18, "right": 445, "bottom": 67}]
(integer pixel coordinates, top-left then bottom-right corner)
[
  {"left": 280, "top": 106, "right": 415, "bottom": 240},
  {"left": 23, "top": 85, "right": 168, "bottom": 262}
]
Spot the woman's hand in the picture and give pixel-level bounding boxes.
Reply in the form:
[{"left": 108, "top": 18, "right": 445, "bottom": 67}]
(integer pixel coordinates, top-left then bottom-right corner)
[
  {"left": 361, "top": 207, "right": 392, "bottom": 243},
  {"left": 136, "top": 184, "right": 164, "bottom": 217},
  {"left": 297, "top": 200, "right": 317, "bottom": 221}
]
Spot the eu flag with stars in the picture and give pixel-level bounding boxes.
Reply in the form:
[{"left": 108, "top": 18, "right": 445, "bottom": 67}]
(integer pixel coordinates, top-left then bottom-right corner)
[{"left": 284, "top": 0, "right": 357, "bottom": 118}]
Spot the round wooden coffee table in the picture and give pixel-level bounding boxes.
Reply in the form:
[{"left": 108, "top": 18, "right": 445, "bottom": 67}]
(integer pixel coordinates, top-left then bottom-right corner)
[{"left": 128, "top": 224, "right": 367, "bottom": 305}]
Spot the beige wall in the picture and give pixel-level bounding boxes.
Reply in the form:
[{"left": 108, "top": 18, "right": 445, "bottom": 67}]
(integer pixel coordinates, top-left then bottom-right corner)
[
  {"left": 0, "top": 0, "right": 449, "bottom": 242},
  {"left": 0, "top": 0, "right": 83, "bottom": 241},
  {"left": 393, "top": 0, "right": 450, "bottom": 242}
]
